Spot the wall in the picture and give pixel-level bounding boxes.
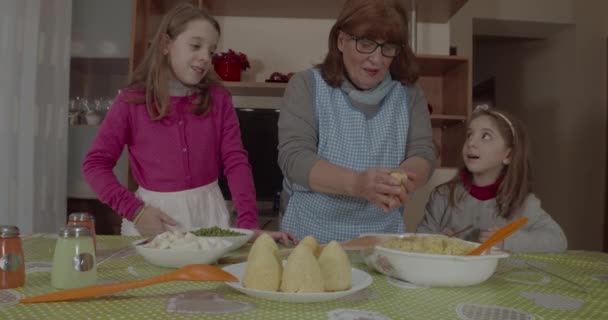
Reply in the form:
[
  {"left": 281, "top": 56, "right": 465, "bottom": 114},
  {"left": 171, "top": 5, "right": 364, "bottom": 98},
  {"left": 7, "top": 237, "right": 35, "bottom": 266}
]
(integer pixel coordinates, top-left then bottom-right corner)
[
  {"left": 216, "top": 17, "right": 450, "bottom": 107},
  {"left": 571, "top": 0, "right": 608, "bottom": 250},
  {"left": 217, "top": 17, "right": 449, "bottom": 83},
  {"left": 451, "top": 0, "right": 574, "bottom": 57},
  {"left": 455, "top": 0, "right": 607, "bottom": 250}
]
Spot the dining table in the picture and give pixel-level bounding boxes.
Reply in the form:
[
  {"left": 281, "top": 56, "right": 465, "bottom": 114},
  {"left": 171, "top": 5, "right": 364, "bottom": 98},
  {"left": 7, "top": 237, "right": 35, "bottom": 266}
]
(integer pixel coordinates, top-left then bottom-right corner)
[{"left": 1, "top": 234, "right": 607, "bottom": 320}]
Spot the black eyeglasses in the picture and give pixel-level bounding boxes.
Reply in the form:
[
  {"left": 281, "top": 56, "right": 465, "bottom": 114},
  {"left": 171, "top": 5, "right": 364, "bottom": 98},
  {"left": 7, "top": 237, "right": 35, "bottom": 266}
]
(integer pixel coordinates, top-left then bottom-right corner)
[{"left": 344, "top": 32, "right": 404, "bottom": 57}]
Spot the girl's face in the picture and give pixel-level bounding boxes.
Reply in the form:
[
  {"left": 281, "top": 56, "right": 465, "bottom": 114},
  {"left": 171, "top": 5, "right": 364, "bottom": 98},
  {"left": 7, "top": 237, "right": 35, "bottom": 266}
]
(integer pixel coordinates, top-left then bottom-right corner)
[
  {"left": 462, "top": 115, "right": 512, "bottom": 185},
  {"left": 337, "top": 31, "right": 394, "bottom": 90},
  {"left": 166, "top": 19, "right": 219, "bottom": 86}
]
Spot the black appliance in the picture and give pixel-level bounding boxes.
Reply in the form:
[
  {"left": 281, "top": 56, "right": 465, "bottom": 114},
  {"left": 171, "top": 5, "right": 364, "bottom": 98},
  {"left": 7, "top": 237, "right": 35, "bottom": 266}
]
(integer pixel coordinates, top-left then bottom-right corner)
[{"left": 218, "top": 108, "right": 283, "bottom": 215}]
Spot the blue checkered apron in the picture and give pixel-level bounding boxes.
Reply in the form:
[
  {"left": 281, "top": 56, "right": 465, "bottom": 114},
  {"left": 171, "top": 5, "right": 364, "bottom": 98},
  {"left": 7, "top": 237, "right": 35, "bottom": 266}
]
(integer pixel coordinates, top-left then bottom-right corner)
[{"left": 281, "top": 69, "right": 409, "bottom": 243}]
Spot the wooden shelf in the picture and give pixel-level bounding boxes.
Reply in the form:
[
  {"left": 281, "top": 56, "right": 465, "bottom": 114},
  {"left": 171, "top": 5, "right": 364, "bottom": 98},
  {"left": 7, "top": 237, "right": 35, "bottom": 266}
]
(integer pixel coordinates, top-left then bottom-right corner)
[
  {"left": 221, "top": 55, "right": 470, "bottom": 98},
  {"left": 221, "top": 81, "right": 287, "bottom": 97},
  {"left": 201, "top": 0, "right": 468, "bottom": 23},
  {"left": 416, "top": 54, "right": 469, "bottom": 77},
  {"left": 430, "top": 114, "right": 466, "bottom": 127}
]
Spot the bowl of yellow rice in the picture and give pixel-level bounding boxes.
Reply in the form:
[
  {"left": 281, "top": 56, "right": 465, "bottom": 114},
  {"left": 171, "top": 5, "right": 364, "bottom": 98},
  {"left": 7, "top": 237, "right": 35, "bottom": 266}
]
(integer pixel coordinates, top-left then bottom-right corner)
[{"left": 360, "top": 233, "right": 508, "bottom": 287}]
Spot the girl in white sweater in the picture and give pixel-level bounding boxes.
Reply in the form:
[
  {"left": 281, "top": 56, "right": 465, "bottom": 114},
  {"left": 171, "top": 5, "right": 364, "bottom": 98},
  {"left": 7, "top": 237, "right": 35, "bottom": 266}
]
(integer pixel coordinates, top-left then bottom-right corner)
[{"left": 417, "top": 107, "right": 567, "bottom": 253}]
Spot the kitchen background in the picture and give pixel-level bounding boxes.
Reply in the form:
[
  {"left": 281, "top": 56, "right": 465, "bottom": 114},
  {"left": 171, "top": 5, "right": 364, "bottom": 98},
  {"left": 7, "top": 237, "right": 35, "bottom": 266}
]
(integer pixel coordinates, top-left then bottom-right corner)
[{"left": 0, "top": 0, "right": 606, "bottom": 251}]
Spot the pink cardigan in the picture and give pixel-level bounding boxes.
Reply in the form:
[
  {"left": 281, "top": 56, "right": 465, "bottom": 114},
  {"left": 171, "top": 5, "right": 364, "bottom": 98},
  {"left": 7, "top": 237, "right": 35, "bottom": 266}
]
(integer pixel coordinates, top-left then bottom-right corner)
[{"left": 82, "top": 86, "right": 258, "bottom": 229}]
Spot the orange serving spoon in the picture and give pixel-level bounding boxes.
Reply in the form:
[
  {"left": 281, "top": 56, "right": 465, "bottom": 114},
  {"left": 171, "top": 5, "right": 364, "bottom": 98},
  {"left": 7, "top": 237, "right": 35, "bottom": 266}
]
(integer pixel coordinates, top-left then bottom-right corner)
[
  {"left": 466, "top": 217, "right": 529, "bottom": 256},
  {"left": 20, "top": 264, "right": 237, "bottom": 304}
]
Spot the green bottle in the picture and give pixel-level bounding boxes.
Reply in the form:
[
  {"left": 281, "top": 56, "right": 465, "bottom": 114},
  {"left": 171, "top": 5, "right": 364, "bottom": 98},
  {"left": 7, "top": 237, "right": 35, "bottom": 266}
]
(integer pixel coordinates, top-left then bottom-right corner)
[{"left": 51, "top": 226, "right": 97, "bottom": 289}]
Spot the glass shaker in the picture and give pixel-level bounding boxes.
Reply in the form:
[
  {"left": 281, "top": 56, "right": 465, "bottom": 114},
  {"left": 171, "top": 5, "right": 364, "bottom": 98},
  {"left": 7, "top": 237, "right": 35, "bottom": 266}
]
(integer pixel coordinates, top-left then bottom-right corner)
[
  {"left": 68, "top": 212, "right": 96, "bottom": 250},
  {"left": 0, "top": 225, "right": 25, "bottom": 289},
  {"left": 51, "top": 226, "right": 97, "bottom": 289}
]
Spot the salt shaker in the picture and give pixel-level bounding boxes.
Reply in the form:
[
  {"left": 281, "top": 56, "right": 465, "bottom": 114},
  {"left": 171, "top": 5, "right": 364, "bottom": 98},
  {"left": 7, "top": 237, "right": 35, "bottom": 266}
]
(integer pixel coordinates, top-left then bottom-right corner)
[
  {"left": 68, "top": 212, "right": 96, "bottom": 250},
  {"left": 51, "top": 226, "right": 97, "bottom": 289},
  {"left": 0, "top": 225, "right": 25, "bottom": 289}
]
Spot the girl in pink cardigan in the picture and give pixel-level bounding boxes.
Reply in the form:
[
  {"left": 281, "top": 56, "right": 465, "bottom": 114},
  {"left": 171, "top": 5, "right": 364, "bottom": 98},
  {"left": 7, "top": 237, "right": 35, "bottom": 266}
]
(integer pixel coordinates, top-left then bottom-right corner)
[{"left": 83, "top": 3, "right": 295, "bottom": 244}]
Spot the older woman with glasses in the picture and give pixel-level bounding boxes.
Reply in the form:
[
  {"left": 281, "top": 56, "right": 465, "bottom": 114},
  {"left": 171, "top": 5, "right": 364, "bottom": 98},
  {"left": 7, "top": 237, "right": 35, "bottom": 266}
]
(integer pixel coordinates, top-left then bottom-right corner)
[{"left": 278, "top": 0, "right": 436, "bottom": 243}]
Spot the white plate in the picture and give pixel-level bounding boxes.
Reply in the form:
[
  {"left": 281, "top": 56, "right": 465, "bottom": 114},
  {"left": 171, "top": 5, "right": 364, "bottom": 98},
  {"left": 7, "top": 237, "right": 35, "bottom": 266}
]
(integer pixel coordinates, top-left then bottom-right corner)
[
  {"left": 222, "top": 262, "right": 373, "bottom": 303},
  {"left": 191, "top": 228, "right": 254, "bottom": 251},
  {"left": 133, "top": 239, "right": 233, "bottom": 268}
]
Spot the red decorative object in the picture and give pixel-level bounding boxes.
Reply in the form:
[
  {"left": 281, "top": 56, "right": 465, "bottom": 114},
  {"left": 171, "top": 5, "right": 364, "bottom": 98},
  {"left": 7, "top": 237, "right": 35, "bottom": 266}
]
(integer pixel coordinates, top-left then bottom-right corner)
[
  {"left": 212, "top": 49, "right": 250, "bottom": 82},
  {"left": 265, "top": 72, "right": 290, "bottom": 83},
  {"left": 214, "top": 59, "right": 241, "bottom": 81}
]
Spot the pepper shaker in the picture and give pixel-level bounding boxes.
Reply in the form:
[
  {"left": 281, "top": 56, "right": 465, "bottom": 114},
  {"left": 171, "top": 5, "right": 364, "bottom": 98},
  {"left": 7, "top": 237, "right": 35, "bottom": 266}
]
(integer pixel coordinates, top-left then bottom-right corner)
[{"left": 0, "top": 225, "right": 25, "bottom": 289}]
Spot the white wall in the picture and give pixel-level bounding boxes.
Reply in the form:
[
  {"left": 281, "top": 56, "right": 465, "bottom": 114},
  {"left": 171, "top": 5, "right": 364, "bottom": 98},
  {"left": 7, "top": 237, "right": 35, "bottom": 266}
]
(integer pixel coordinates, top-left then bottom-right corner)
[
  {"left": 217, "top": 17, "right": 450, "bottom": 84},
  {"left": 459, "top": 0, "right": 607, "bottom": 250}
]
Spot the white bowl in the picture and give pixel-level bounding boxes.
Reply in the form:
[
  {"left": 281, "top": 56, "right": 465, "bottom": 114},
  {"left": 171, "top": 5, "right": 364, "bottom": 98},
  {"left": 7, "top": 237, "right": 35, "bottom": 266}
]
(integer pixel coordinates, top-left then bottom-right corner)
[
  {"left": 222, "top": 262, "right": 373, "bottom": 303},
  {"left": 190, "top": 228, "right": 255, "bottom": 251},
  {"left": 133, "top": 239, "right": 233, "bottom": 268},
  {"left": 360, "top": 233, "right": 509, "bottom": 287}
]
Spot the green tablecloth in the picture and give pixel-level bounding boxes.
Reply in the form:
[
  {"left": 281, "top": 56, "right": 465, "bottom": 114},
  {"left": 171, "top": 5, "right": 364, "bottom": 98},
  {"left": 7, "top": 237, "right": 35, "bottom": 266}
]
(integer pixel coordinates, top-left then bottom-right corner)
[{"left": 1, "top": 235, "right": 607, "bottom": 320}]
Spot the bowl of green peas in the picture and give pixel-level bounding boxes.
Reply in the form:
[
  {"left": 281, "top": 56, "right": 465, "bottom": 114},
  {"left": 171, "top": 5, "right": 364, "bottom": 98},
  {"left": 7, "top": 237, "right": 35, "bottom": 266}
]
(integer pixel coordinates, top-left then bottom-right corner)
[{"left": 190, "top": 226, "right": 254, "bottom": 251}]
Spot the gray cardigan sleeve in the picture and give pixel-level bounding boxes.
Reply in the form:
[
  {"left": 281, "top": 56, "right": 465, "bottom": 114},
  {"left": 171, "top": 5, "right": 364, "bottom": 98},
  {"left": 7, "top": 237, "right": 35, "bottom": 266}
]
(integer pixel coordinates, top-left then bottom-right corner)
[
  {"left": 277, "top": 70, "right": 320, "bottom": 189},
  {"left": 503, "top": 194, "right": 568, "bottom": 253},
  {"left": 416, "top": 187, "right": 450, "bottom": 234},
  {"left": 277, "top": 70, "right": 436, "bottom": 189},
  {"left": 404, "top": 84, "right": 436, "bottom": 171}
]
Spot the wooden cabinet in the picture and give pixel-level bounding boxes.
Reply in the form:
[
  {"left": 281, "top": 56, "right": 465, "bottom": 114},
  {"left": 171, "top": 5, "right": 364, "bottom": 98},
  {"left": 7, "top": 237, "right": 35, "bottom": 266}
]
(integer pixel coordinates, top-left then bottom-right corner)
[
  {"left": 202, "top": 0, "right": 468, "bottom": 22},
  {"left": 129, "top": 0, "right": 471, "bottom": 167}
]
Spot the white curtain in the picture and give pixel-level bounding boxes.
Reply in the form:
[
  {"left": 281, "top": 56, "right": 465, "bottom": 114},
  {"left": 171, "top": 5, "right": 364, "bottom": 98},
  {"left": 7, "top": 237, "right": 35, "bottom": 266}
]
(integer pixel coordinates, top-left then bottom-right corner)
[{"left": 0, "top": 0, "right": 72, "bottom": 233}]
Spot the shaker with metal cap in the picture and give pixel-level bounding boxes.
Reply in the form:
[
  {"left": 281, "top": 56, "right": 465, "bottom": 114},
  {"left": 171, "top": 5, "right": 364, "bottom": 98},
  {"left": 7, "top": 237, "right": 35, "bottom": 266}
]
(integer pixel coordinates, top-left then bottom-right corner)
[
  {"left": 68, "top": 212, "right": 96, "bottom": 250},
  {"left": 0, "top": 225, "right": 25, "bottom": 289},
  {"left": 51, "top": 226, "right": 97, "bottom": 289}
]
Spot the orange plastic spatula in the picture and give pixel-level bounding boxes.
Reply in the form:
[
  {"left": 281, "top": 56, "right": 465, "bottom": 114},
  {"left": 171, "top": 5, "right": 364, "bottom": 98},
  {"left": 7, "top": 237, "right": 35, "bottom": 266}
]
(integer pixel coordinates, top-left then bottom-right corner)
[
  {"left": 20, "top": 264, "right": 237, "bottom": 304},
  {"left": 466, "top": 217, "right": 529, "bottom": 256}
]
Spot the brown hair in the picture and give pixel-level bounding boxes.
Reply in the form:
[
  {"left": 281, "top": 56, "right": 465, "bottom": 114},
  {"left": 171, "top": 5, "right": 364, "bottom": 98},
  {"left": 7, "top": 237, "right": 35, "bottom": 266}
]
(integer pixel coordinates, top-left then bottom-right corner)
[
  {"left": 318, "top": 0, "right": 419, "bottom": 87},
  {"left": 128, "top": 3, "right": 221, "bottom": 120},
  {"left": 443, "top": 109, "right": 532, "bottom": 219}
]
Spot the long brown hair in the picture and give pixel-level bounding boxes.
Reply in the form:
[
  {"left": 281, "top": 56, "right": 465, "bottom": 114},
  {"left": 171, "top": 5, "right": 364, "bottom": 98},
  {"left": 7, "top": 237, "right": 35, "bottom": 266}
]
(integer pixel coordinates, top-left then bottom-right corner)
[
  {"left": 129, "top": 3, "right": 220, "bottom": 120},
  {"left": 443, "top": 109, "right": 532, "bottom": 219},
  {"left": 318, "top": 0, "right": 419, "bottom": 87}
]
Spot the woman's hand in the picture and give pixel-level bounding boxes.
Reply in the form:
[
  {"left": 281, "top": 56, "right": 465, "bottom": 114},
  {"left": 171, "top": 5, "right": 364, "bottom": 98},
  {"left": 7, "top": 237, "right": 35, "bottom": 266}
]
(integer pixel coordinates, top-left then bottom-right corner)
[
  {"left": 252, "top": 230, "right": 298, "bottom": 246},
  {"left": 388, "top": 170, "right": 416, "bottom": 208},
  {"left": 134, "top": 207, "right": 177, "bottom": 236},
  {"left": 353, "top": 168, "right": 403, "bottom": 212},
  {"left": 354, "top": 168, "right": 415, "bottom": 212}
]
